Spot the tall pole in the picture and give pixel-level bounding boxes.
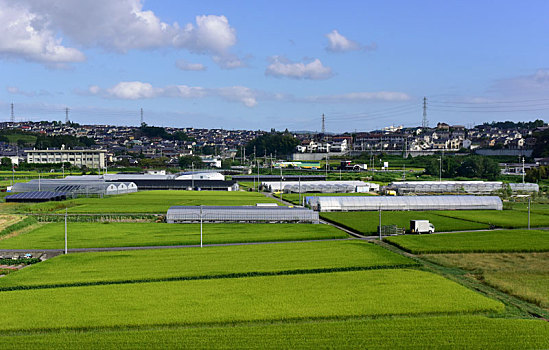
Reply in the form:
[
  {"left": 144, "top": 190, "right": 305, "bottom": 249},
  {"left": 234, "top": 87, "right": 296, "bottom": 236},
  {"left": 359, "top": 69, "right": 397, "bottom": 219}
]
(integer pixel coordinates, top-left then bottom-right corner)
[
  {"left": 522, "top": 157, "right": 525, "bottom": 184},
  {"left": 257, "top": 159, "right": 260, "bottom": 192},
  {"left": 299, "top": 175, "right": 301, "bottom": 206},
  {"left": 422, "top": 97, "right": 428, "bottom": 128},
  {"left": 528, "top": 197, "right": 531, "bottom": 230},
  {"left": 200, "top": 205, "right": 203, "bottom": 248},
  {"left": 378, "top": 206, "right": 382, "bottom": 240},
  {"left": 64, "top": 208, "right": 68, "bottom": 254},
  {"left": 439, "top": 157, "right": 442, "bottom": 182},
  {"left": 65, "top": 107, "right": 69, "bottom": 124},
  {"left": 280, "top": 166, "right": 283, "bottom": 201},
  {"left": 191, "top": 162, "right": 194, "bottom": 190},
  {"left": 38, "top": 171, "right": 41, "bottom": 191}
]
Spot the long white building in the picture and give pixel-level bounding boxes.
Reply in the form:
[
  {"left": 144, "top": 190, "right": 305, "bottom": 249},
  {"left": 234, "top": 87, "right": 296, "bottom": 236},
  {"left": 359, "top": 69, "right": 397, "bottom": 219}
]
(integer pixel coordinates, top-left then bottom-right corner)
[{"left": 25, "top": 149, "right": 106, "bottom": 169}]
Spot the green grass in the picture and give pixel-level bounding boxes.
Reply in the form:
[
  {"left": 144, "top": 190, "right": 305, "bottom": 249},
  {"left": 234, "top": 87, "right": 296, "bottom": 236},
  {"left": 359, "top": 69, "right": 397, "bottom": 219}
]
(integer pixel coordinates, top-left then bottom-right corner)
[
  {"left": 425, "top": 252, "right": 549, "bottom": 309},
  {"left": 2, "top": 316, "right": 547, "bottom": 349},
  {"left": 14, "top": 190, "right": 280, "bottom": 214},
  {"left": 385, "top": 229, "right": 549, "bottom": 254},
  {"left": 0, "top": 270, "right": 503, "bottom": 331},
  {"left": 321, "top": 211, "right": 489, "bottom": 234},
  {"left": 0, "top": 222, "right": 348, "bottom": 249},
  {"left": 436, "top": 209, "right": 549, "bottom": 228},
  {"left": 0, "top": 240, "right": 415, "bottom": 289}
]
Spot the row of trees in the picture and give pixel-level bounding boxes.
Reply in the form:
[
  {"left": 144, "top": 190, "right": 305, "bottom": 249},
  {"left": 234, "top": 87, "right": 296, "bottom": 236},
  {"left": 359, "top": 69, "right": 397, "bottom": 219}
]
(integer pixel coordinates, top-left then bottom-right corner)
[{"left": 423, "top": 155, "right": 500, "bottom": 180}]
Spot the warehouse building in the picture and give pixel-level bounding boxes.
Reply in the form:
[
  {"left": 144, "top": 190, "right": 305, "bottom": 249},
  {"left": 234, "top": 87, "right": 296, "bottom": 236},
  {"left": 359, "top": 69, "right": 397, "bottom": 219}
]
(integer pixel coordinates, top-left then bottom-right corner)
[
  {"left": 166, "top": 205, "right": 319, "bottom": 223},
  {"left": 307, "top": 195, "right": 503, "bottom": 212},
  {"left": 232, "top": 175, "right": 326, "bottom": 182}
]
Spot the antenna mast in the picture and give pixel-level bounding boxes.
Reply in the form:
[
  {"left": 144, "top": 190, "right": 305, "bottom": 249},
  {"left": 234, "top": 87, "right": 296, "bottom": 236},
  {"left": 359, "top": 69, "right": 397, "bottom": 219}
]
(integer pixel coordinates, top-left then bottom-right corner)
[{"left": 422, "top": 97, "right": 428, "bottom": 128}]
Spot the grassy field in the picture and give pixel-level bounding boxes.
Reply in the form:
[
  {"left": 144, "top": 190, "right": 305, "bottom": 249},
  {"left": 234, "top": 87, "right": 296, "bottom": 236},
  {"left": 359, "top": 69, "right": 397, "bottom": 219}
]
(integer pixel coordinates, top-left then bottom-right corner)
[
  {"left": 0, "top": 222, "right": 348, "bottom": 249},
  {"left": 2, "top": 316, "right": 548, "bottom": 349},
  {"left": 425, "top": 252, "right": 549, "bottom": 309},
  {"left": 0, "top": 270, "right": 503, "bottom": 331},
  {"left": 321, "top": 211, "right": 489, "bottom": 234},
  {"left": 9, "top": 190, "right": 280, "bottom": 214},
  {"left": 436, "top": 209, "right": 549, "bottom": 228},
  {"left": 385, "top": 229, "right": 549, "bottom": 254},
  {"left": 0, "top": 240, "right": 415, "bottom": 289}
]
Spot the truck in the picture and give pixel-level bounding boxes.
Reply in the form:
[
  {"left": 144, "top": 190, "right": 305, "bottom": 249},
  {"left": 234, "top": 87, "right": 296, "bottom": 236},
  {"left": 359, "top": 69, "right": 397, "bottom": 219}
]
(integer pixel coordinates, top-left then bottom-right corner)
[{"left": 410, "top": 220, "right": 435, "bottom": 234}]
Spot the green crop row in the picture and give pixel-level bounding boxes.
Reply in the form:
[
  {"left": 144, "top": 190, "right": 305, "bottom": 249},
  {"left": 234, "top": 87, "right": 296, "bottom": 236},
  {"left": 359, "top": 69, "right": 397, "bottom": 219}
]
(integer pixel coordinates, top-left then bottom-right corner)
[
  {"left": 385, "top": 229, "right": 549, "bottom": 254},
  {"left": 321, "top": 211, "right": 489, "bottom": 234},
  {"left": 1, "top": 316, "right": 547, "bottom": 349},
  {"left": 0, "top": 222, "right": 348, "bottom": 249},
  {"left": 0, "top": 241, "right": 414, "bottom": 289},
  {"left": 0, "top": 258, "right": 40, "bottom": 265},
  {"left": 0, "top": 270, "right": 503, "bottom": 332}
]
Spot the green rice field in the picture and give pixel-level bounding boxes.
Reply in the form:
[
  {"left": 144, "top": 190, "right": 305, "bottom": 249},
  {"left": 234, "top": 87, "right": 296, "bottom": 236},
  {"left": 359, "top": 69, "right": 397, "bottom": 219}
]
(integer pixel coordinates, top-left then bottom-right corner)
[
  {"left": 2, "top": 316, "right": 547, "bottom": 349},
  {"left": 11, "top": 190, "right": 280, "bottom": 214},
  {"left": 0, "top": 222, "right": 347, "bottom": 249},
  {"left": 0, "top": 269, "right": 503, "bottom": 331},
  {"left": 436, "top": 209, "right": 549, "bottom": 228},
  {"left": 321, "top": 211, "right": 489, "bottom": 234},
  {"left": 0, "top": 240, "right": 415, "bottom": 289},
  {"left": 385, "top": 229, "right": 549, "bottom": 254}
]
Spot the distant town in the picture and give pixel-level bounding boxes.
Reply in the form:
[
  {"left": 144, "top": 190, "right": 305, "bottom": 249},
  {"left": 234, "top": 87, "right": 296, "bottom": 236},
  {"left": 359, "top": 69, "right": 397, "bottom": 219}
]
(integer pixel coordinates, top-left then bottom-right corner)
[{"left": 0, "top": 119, "right": 545, "bottom": 170}]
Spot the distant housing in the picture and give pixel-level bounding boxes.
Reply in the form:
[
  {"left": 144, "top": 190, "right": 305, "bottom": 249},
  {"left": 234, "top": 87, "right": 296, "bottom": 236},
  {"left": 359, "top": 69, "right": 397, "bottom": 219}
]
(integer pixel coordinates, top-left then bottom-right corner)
[
  {"left": 307, "top": 195, "right": 503, "bottom": 212},
  {"left": 166, "top": 205, "right": 319, "bottom": 223}
]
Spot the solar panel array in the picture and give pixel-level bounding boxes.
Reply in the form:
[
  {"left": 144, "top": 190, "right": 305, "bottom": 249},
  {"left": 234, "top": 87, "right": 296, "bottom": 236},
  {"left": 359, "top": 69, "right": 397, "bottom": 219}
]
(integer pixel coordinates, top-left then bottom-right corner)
[{"left": 5, "top": 191, "right": 68, "bottom": 202}]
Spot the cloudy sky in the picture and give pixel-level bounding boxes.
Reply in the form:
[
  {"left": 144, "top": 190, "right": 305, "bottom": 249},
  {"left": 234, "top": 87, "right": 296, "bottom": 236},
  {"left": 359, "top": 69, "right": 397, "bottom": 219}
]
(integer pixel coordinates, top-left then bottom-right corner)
[{"left": 1, "top": 0, "right": 548, "bottom": 132}]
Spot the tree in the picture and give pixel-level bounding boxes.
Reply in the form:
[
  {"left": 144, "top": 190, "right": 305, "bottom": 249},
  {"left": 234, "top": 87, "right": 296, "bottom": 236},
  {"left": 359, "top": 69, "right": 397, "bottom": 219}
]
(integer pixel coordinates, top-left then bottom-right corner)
[
  {"left": 179, "top": 155, "right": 204, "bottom": 169},
  {"left": 245, "top": 131, "right": 299, "bottom": 157}
]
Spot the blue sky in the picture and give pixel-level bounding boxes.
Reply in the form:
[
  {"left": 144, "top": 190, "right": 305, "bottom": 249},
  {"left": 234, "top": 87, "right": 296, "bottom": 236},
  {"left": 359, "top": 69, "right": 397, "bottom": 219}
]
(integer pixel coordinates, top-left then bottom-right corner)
[{"left": 1, "top": 0, "right": 548, "bottom": 132}]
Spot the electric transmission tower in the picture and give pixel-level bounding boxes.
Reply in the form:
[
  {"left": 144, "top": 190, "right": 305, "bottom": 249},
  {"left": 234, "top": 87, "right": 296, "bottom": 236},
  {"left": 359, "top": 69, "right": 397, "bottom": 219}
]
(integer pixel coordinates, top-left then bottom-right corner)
[
  {"left": 321, "top": 113, "right": 325, "bottom": 134},
  {"left": 65, "top": 107, "right": 69, "bottom": 124},
  {"left": 140, "top": 108, "right": 144, "bottom": 125},
  {"left": 422, "top": 97, "right": 428, "bottom": 128},
  {"left": 10, "top": 103, "right": 14, "bottom": 123}
]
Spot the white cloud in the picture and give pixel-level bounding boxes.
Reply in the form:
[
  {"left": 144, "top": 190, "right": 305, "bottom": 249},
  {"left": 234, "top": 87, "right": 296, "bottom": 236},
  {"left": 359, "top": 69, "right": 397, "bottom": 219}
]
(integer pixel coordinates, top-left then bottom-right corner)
[
  {"left": 325, "top": 30, "right": 376, "bottom": 53},
  {"left": 106, "top": 81, "right": 161, "bottom": 100},
  {"left": 1, "top": 0, "right": 240, "bottom": 65},
  {"left": 490, "top": 69, "right": 549, "bottom": 96},
  {"left": 0, "top": 0, "right": 85, "bottom": 64},
  {"left": 212, "top": 54, "right": 247, "bottom": 69},
  {"left": 89, "top": 81, "right": 257, "bottom": 107},
  {"left": 6, "top": 86, "right": 52, "bottom": 97},
  {"left": 307, "top": 91, "right": 411, "bottom": 102},
  {"left": 265, "top": 56, "right": 333, "bottom": 80},
  {"left": 176, "top": 60, "right": 206, "bottom": 71}
]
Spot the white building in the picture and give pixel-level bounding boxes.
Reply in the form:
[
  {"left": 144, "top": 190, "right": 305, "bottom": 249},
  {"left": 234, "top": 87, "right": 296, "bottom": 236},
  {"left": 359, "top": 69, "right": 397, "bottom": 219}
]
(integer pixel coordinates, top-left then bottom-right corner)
[{"left": 25, "top": 149, "right": 106, "bottom": 169}]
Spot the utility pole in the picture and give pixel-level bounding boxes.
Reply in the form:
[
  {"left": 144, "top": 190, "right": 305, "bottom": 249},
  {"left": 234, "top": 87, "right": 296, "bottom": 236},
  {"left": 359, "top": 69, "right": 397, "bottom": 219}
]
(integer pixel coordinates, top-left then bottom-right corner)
[
  {"left": 10, "top": 103, "right": 14, "bottom": 123},
  {"left": 321, "top": 113, "right": 325, "bottom": 134},
  {"left": 422, "top": 97, "right": 428, "bottom": 128},
  {"left": 64, "top": 208, "right": 68, "bottom": 254},
  {"left": 528, "top": 197, "right": 531, "bottom": 230},
  {"left": 140, "top": 108, "right": 144, "bottom": 125},
  {"left": 65, "top": 107, "right": 69, "bottom": 124},
  {"left": 439, "top": 156, "right": 442, "bottom": 182},
  {"left": 522, "top": 157, "right": 525, "bottom": 184},
  {"left": 378, "top": 206, "right": 382, "bottom": 240},
  {"left": 200, "top": 205, "right": 203, "bottom": 248}
]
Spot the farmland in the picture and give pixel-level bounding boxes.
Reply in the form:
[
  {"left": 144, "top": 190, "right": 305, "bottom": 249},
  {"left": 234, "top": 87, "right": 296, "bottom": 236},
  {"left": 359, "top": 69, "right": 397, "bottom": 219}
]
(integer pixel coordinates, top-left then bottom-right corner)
[
  {"left": 436, "top": 209, "right": 549, "bottom": 228},
  {"left": 0, "top": 240, "right": 415, "bottom": 289},
  {"left": 385, "top": 229, "right": 549, "bottom": 254},
  {"left": 3, "top": 316, "right": 548, "bottom": 349},
  {"left": 425, "top": 252, "right": 549, "bottom": 309},
  {"left": 321, "top": 210, "right": 489, "bottom": 234},
  {"left": 0, "top": 222, "right": 347, "bottom": 249},
  {"left": 9, "top": 190, "right": 280, "bottom": 214},
  {"left": 0, "top": 270, "right": 503, "bottom": 331}
]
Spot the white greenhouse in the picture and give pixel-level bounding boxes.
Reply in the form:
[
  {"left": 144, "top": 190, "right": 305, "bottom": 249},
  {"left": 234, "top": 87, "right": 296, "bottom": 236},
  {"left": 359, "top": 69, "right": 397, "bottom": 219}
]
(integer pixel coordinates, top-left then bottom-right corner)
[
  {"left": 388, "top": 181, "right": 538, "bottom": 194},
  {"left": 166, "top": 206, "right": 319, "bottom": 223},
  {"left": 11, "top": 179, "right": 137, "bottom": 196},
  {"left": 307, "top": 195, "right": 503, "bottom": 212},
  {"left": 262, "top": 181, "right": 378, "bottom": 193}
]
